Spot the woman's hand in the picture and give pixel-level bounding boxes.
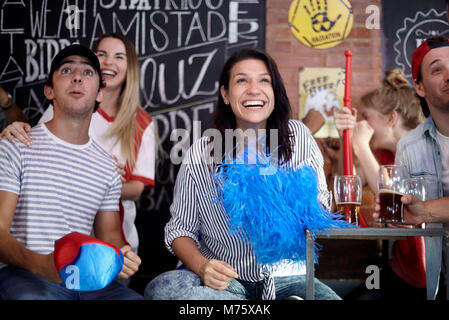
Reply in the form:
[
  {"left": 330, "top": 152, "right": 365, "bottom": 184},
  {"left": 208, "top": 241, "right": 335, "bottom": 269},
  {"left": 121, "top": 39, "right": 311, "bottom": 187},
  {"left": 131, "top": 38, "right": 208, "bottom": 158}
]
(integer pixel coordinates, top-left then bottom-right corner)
[
  {"left": 111, "top": 155, "right": 126, "bottom": 184},
  {"left": 110, "top": 155, "right": 145, "bottom": 201},
  {"left": 334, "top": 107, "right": 356, "bottom": 136},
  {"left": 0, "top": 121, "right": 32, "bottom": 145},
  {"left": 172, "top": 237, "right": 238, "bottom": 291},
  {"left": 198, "top": 259, "right": 239, "bottom": 290},
  {"left": 352, "top": 120, "right": 374, "bottom": 152}
]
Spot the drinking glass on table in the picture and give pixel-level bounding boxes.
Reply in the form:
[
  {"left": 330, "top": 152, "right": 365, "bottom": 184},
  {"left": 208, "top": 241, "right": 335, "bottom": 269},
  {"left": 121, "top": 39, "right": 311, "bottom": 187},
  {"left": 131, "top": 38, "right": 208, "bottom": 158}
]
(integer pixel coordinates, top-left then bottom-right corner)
[
  {"left": 378, "top": 165, "right": 406, "bottom": 224},
  {"left": 402, "top": 177, "right": 426, "bottom": 228},
  {"left": 333, "top": 175, "right": 362, "bottom": 225}
]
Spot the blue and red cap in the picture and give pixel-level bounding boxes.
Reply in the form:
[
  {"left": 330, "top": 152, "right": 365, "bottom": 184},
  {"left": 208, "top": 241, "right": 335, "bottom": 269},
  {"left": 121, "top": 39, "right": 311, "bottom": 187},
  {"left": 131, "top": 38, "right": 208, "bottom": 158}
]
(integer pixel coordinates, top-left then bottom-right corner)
[
  {"left": 411, "top": 36, "right": 449, "bottom": 81},
  {"left": 54, "top": 232, "right": 124, "bottom": 291}
]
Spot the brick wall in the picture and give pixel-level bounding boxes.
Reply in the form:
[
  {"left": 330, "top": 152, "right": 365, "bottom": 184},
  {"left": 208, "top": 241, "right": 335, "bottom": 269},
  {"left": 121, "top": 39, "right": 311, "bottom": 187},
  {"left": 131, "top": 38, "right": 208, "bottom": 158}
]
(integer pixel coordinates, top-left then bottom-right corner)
[
  {"left": 265, "top": 2, "right": 385, "bottom": 280},
  {"left": 266, "top": 0, "right": 382, "bottom": 120},
  {"left": 265, "top": 0, "right": 383, "bottom": 229}
]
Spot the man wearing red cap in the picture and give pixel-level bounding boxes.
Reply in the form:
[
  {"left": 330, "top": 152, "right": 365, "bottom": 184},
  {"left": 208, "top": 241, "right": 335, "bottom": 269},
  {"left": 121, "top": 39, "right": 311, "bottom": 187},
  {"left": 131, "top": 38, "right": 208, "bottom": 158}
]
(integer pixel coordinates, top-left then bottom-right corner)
[{"left": 391, "top": 35, "right": 449, "bottom": 300}]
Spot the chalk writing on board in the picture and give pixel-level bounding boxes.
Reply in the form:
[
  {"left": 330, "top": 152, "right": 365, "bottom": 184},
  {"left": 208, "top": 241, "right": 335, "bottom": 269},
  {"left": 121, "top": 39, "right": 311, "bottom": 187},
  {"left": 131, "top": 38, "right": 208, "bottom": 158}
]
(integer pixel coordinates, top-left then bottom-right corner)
[{"left": 1, "top": 0, "right": 265, "bottom": 124}]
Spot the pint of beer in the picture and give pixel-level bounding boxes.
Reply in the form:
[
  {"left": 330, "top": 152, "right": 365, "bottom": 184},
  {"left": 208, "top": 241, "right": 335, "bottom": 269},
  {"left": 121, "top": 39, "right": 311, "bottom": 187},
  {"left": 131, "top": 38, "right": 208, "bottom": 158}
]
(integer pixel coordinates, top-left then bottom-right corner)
[
  {"left": 334, "top": 175, "right": 362, "bottom": 225},
  {"left": 378, "top": 189, "right": 404, "bottom": 223},
  {"left": 377, "top": 165, "right": 406, "bottom": 224},
  {"left": 336, "top": 202, "right": 361, "bottom": 225}
]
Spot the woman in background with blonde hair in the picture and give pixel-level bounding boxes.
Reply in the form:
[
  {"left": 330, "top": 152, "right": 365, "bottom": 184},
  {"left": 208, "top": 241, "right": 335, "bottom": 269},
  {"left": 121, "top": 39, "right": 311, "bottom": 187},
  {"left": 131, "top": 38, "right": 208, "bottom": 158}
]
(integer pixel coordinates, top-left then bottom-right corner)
[
  {"left": 335, "top": 68, "right": 424, "bottom": 192},
  {"left": 0, "top": 32, "right": 157, "bottom": 263},
  {"left": 89, "top": 32, "right": 156, "bottom": 259},
  {"left": 334, "top": 68, "right": 426, "bottom": 299}
]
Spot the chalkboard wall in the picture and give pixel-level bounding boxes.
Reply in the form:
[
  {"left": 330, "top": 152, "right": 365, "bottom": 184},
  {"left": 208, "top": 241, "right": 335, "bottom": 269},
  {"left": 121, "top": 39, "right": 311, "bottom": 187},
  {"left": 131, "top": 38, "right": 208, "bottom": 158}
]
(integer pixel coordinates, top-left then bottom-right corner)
[
  {"left": 382, "top": 0, "right": 448, "bottom": 82},
  {"left": 0, "top": 0, "right": 266, "bottom": 283}
]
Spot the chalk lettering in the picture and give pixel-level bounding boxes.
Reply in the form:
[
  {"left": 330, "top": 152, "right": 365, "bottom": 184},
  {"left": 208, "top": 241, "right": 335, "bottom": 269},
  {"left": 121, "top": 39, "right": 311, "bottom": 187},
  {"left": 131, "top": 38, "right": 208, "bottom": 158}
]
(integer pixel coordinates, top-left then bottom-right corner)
[
  {"left": 113, "top": 11, "right": 141, "bottom": 48},
  {"left": 141, "top": 49, "right": 219, "bottom": 108},
  {"left": 207, "top": 11, "right": 226, "bottom": 41},
  {"left": 182, "top": 49, "right": 218, "bottom": 99},
  {"left": 149, "top": 11, "right": 170, "bottom": 52},
  {"left": 101, "top": 0, "right": 118, "bottom": 9},
  {"left": 184, "top": 12, "right": 207, "bottom": 46},
  {"left": 229, "top": 1, "right": 259, "bottom": 44},
  {"left": 1, "top": 0, "right": 265, "bottom": 230},
  {"left": 24, "top": 38, "right": 70, "bottom": 82}
]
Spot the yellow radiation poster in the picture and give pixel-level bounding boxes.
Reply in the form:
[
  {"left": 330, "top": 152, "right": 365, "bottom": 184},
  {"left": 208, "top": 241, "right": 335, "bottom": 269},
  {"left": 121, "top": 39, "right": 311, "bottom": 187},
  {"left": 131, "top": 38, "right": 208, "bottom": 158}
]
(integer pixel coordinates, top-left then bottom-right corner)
[
  {"left": 289, "top": 0, "right": 354, "bottom": 49},
  {"left": 299, "top": 67, "right": 345, "bottom": 138}
]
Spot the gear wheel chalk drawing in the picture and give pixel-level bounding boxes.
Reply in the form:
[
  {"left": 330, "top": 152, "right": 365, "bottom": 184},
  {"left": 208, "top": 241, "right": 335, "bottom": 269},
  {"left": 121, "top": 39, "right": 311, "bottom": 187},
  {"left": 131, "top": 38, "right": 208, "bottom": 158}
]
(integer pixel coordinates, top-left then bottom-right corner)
[{"left": 393, "top": 9, "right": 449, "bottom": 79}]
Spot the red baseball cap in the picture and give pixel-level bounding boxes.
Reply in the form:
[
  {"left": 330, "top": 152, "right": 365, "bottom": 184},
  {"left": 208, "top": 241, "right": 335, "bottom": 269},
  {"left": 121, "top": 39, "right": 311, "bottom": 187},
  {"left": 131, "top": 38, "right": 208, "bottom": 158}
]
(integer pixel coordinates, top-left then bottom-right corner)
[{"left": 411, "top": 36, "right": 449, "bottom": 81}]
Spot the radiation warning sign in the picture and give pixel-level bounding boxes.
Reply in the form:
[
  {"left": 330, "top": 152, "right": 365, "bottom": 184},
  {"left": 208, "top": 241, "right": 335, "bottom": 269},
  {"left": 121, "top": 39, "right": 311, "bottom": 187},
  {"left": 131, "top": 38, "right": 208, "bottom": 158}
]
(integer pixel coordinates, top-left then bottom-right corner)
[{"left": 288, "top": 0, "right": 354, "bottom": 49}]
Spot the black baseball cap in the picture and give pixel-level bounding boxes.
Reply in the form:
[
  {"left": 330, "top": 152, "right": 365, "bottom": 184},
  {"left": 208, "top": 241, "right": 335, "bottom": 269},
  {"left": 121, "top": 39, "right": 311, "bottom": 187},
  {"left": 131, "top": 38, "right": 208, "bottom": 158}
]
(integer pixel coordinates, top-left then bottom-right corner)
[{"left": 46, "top": 43, "right": 103, "bottom": 88}]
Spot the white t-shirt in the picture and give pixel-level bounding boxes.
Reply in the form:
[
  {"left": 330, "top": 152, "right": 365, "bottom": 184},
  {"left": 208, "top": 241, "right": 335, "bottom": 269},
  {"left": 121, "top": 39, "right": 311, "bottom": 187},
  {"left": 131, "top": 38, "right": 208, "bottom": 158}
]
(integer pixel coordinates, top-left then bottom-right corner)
[
  {"left": 40, "top": 106, "right": 156, "bottom": 252},
  {"left": 436, "top": 129, "right": 449, "bottom": 197},
  {"left": 0, "top": 124, "right": 122, "bottom": 269}
]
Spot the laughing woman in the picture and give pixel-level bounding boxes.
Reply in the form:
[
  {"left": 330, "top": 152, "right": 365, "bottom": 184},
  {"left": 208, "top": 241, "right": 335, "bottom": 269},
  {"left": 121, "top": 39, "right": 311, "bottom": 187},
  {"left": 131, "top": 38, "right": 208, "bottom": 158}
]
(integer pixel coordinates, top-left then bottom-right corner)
[{"left": 144, "top": 48, "right": 340, "bottom": 300}]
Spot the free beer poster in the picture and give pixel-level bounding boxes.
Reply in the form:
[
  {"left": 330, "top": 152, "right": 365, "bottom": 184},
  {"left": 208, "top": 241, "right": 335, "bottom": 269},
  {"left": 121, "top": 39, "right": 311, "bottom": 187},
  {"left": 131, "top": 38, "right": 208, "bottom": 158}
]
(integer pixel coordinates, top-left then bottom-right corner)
[{"left": 299, "top": 67, "right": 345, "bottom": 138}]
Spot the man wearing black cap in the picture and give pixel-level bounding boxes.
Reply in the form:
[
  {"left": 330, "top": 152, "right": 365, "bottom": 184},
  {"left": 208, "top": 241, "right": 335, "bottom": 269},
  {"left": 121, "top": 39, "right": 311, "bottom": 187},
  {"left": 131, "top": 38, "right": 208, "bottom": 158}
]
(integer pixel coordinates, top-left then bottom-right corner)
[
  {"left": 389, "top": 35, "right": 449, "bottom": 300},
  {"left": 0, "top": 44, "right": 143, "bottom": 299}
]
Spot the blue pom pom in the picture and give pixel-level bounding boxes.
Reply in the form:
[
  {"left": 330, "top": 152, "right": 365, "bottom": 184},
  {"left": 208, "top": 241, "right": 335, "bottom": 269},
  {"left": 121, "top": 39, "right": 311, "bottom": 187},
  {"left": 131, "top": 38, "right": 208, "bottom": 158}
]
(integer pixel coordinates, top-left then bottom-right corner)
[{"left": 213, "top": 149, "right": 354, "bottom": 266}]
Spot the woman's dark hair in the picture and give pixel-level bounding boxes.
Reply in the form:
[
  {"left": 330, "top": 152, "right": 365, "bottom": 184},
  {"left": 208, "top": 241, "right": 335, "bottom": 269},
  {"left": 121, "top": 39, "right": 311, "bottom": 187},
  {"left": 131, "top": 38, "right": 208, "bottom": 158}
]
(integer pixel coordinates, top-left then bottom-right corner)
[{"left": 209, "top": 47, "right": 293, "bottom": 163}]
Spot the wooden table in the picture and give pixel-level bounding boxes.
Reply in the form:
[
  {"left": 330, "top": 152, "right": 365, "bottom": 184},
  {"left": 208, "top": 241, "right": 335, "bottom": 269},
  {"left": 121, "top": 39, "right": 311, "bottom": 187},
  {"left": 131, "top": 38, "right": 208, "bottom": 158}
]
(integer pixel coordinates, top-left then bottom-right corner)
[{"left": 305, "top": 227, "right": 445, "bottom": 300}]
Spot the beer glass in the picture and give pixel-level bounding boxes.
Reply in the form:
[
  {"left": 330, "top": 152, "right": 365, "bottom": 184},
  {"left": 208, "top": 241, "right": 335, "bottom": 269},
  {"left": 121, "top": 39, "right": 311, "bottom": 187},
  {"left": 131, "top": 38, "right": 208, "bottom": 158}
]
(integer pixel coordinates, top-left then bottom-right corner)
[
  {"left": 378, "top": 165, "right": 406, "bottom": 223},
  {"left": 333, "top": 175, "right": 362, "bottom": 225},
  {"left": 402, "top": 177, "right": 426, "bottom": 228}
]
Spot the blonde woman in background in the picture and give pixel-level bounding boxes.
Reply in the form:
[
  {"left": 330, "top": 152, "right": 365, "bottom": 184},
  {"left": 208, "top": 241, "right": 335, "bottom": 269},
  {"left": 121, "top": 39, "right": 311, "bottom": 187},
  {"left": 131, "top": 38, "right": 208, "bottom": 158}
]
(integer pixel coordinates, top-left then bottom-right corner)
[
  {"left": 335, "top": 68, "right": 424, "bottom": 193},
  {"left": 334, "top": 68, "right": 426, "bottom": 299},
  {"left": 0, "top": 33, "right": 157, "bottom": 267}
]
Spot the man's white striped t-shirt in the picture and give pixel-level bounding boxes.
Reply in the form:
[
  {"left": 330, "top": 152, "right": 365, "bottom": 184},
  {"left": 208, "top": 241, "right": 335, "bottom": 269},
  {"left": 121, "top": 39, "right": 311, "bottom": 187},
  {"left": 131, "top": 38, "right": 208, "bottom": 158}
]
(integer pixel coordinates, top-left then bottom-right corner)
[
  {"left": 0, "top": 123, "right": 122, "bottom": 268},
  {"left": 165, "top": 120, "right": 332, "bottom": 299}
]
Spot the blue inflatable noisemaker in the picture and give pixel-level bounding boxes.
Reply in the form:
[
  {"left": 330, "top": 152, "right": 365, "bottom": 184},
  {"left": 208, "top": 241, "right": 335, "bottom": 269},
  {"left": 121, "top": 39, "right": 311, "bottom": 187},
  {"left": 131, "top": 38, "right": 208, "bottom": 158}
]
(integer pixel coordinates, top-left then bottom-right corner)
[{"left": 54, "top": 232, "right": 124, "bottom": 291}]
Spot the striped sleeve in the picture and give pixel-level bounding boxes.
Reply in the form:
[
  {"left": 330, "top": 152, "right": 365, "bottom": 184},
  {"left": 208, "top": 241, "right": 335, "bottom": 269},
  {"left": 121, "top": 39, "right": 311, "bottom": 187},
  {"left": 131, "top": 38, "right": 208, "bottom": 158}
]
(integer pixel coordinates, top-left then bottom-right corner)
[
  {"left": 289, "top": 120, "right": 332, "bottom": 210},
  {"left": 98, "top": 171, "right": 122, "bottom": 213},
  {"left": 0, "top": 140, "right": 22, "bottom": 195},
  {"left": 306, "top": 133, "right": 332, "bottom": 210},
  {"left": 165, "top": 159, "right": 201, "bottom": 255}
]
